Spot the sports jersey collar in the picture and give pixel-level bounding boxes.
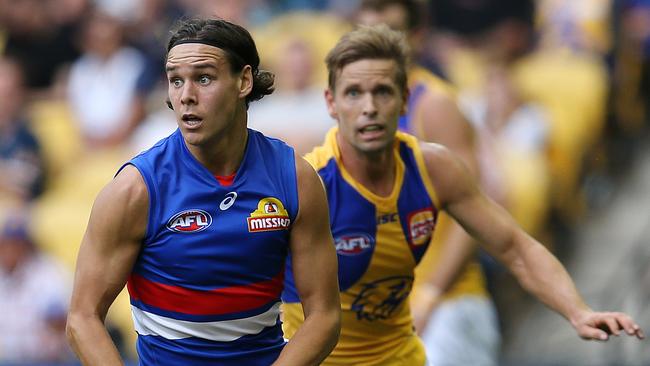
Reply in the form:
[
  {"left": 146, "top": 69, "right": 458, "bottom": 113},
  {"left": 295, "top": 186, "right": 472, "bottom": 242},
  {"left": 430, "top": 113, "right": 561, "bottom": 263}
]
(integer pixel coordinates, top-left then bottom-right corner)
[
  {"left": 326, "top": 126, "right": 405, "bottom": 211},
  {"left": 176, "top": 128, "right": 253, "bottom": 188}
]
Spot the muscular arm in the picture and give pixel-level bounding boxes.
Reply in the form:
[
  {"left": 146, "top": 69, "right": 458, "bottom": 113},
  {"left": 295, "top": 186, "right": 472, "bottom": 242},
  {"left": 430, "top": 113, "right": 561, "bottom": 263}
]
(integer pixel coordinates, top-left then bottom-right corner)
[
  {"left": 411, "top": 91, "right": 481, "bottom": 333},
  {"left": 273, "top": 156, "right": 341, "bottom": 366},
  {"left": 66, "top": 165, "right": 147, "bottom": 364},
  {"left": 423, "top": 144, "right": 644, "bottom": 341},
  {"left": 411, "top": 218, "right": 479, "bottom": 333}
]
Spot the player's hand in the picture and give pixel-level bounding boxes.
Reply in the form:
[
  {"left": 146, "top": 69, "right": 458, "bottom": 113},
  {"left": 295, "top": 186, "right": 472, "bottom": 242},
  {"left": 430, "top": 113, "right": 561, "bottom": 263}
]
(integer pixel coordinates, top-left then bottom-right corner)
[
  {"left": 410, "top": 284, "right": 442, "bottom": 335},
  {"left": 571, "top": 310, "right": 645, "bottom": 341}
]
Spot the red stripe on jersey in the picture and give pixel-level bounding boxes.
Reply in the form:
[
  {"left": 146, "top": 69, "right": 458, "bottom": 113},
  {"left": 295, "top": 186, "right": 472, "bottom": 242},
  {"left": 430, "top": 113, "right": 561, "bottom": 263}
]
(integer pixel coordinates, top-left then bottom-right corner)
[{"left": 127, "top": 272, "right": 284, "bottom": 315}]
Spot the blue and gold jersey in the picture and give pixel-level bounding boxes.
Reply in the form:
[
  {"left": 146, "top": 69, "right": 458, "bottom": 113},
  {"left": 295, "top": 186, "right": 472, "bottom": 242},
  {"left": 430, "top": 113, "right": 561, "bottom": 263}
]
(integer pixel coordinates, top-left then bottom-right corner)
[{"left": 282, "top": 128, "right": 438, "bottom": 365}]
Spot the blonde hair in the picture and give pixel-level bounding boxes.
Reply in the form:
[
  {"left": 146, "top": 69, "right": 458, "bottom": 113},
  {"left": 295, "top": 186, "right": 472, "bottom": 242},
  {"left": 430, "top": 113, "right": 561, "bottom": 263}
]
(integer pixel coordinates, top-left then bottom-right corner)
[{"left": 325, "top": 24, "right": 409, "bottom": 91}]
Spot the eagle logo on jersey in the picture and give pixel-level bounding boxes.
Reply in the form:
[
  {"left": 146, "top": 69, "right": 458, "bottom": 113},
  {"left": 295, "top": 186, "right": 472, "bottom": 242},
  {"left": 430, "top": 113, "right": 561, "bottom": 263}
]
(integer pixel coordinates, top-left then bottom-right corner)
[
  {"left": 247, "top": 197, "right": 291, "bottom": 232},
  {"left": 351, "top": 276, "right": 414, "bottom": 321},
  {"left": 166, "top": 209, "right": 212, "bottom": 233},
  {"left": 407, "top": 208, "right": 435, "bottom": 246}
]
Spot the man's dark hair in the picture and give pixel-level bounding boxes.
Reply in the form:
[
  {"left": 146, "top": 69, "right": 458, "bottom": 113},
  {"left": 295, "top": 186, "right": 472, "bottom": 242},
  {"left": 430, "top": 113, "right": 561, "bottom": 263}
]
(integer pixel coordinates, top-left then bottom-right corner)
[
  {"left": 166, "top": 18, "right": 274, "bottom": 105},
  {"left": 359, "top": 0, "right": 422, "bottom": 31}
]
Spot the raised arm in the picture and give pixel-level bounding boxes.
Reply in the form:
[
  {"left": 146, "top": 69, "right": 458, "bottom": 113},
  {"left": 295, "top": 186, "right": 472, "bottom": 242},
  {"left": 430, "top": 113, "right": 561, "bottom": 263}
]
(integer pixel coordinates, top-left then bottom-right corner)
[
  {"left": 66, "top": 165, "right": 147, "bottom": 365},
  {"left": 422, "top": 143, "right": 644, "bottom": 341},
  {"left": 273, "top": 155, "right": 341, "bottom": 366}
]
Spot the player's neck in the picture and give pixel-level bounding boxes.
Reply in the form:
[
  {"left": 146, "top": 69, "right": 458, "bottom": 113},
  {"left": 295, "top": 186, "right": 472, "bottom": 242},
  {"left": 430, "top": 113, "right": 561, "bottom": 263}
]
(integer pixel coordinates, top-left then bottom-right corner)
[
  {"left": 187, "top": 116, "right": 249, "bottom": 177},
  {"left": 338, "top": 138, "right": 396, "bottom": 197}
]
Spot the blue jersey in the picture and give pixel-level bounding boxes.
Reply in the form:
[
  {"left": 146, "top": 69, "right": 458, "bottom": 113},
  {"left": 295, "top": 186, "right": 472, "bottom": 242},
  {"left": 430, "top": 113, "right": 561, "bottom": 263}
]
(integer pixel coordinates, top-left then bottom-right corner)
[{"left": 120, "top": 129, "right": 298, "bottom": 365}]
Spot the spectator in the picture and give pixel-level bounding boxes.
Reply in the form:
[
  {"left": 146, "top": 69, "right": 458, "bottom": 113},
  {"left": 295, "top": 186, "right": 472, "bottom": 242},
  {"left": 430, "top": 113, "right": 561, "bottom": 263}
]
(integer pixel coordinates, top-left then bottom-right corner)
[
  {"left": 248, "top": 37, "right": 334, "bottom": 155},
  {"left": 0, "top": 56, "right": 46, "bottom": 206},
  {"left": 0, "top": 213, "right": 72, "bottom": 363},
  {"left": 66, "top": 8, "right": 147, "bottom": 149},
  {"left": 0, "top": 0, "right": 85, "bottom": 91},
  {"left": 431, "top": 0, "right": 607, "bottom": 225}
]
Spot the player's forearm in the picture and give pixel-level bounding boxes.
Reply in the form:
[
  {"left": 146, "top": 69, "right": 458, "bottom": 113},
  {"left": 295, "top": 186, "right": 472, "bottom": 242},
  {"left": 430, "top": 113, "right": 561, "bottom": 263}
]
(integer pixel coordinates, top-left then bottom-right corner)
[
  {"left": 506, "top": 230, "right": 590, "bottom": 323},
  {"left": 273, "top": 309, "right": 340, "bottom": 366},
  {"left": 66, "top": 312, "right": 124, "bottom": 366},
  {"left": 425, "top": 222, "right": 476, "bottom": 293}
]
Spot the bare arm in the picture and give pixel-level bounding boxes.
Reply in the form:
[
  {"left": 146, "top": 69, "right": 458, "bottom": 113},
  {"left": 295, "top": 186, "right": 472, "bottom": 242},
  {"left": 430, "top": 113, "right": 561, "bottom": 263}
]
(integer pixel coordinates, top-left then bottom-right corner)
[
  {"left": 411, "top": 219, "right": 478, "bottom": 334},
  {"left": 66, "top": 165, "right": 147, "bottom": 364},
  {"left": 423, "top": 144, "right": 644, "bottom": 341},
  {"left": 273, "top": 155, "right": 341, "bottom": 366},
  {"left": 411, "top": 91, "right": 481, "bottom": 333}
]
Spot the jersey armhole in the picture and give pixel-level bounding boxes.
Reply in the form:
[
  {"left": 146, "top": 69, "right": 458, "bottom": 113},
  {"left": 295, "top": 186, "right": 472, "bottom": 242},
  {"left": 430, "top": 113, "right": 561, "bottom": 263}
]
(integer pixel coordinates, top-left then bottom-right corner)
[
  {"left": 116, "top": 161, "right": 156, "bottom": 242},
  {"left": 403, "top": 134, "right": 442, "bottom": 210}
]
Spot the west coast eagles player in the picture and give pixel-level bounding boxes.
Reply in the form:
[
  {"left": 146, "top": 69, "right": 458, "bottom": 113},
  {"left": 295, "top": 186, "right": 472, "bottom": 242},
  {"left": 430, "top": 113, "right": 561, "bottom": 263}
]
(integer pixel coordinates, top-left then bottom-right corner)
[{"left": 282, "top": 24, "right": 644, "bottom": 366}]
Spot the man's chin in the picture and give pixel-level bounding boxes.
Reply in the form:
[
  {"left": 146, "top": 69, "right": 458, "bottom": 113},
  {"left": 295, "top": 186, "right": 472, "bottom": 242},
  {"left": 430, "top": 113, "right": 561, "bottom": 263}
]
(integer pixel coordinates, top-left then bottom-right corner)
[
  {"left": 355, "top": 140, "right": 392, "bottom": 155},
  {"left": 180, "top": 130, "right": 207, "bottom": 146}
]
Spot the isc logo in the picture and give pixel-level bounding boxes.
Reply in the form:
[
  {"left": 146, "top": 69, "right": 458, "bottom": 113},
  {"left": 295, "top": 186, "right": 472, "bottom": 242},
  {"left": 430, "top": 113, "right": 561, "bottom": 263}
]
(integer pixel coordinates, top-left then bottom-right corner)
[
  {"left": 376, "top": 212, "right": 398, "bottom": 225},
  {"left": 335, "top": 234, "right": 374, "bottom": 256},
  {"left": 166, "top": 209, "right": 212, "bottom": 233}
]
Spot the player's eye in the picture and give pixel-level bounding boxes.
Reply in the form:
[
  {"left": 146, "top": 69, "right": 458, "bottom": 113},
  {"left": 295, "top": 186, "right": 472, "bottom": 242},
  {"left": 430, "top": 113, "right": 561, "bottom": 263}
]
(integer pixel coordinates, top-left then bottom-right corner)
[
  {"left": 199, "top": 75, "right": 211, "bottom": 85},
  {"left": 375, "top": 86, "right": 394, "bottom": 96},
  {"left": 345, "top": 89, "right": 360, "bottom": 97},
  {"left": 169, "top": 78, "right": 183, "bottom": 88}
]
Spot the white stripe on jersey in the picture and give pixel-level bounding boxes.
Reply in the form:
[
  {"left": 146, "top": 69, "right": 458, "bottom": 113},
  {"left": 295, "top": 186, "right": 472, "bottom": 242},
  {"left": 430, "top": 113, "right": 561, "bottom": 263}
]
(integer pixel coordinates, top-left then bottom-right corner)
[{"left": 131, "top": 302, "right": 281, "bottom": 341}]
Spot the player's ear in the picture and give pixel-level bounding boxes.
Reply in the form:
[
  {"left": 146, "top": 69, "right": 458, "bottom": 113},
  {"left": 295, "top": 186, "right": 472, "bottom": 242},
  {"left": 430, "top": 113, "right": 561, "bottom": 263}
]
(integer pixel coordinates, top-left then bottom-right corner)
[
  {"left": 238, "top": 65, "right": 253, "bottom": 98},
  {"left": 166, "top": 99, "right": 174, "bottom": 110},
  {"left": 325, "top": 88, "right": 338, "bottom": 120}
]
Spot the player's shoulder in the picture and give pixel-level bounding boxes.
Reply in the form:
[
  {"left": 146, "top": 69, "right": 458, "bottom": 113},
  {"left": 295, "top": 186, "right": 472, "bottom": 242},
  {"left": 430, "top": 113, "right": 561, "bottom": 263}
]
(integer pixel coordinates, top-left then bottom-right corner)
[
  {"left": 101, "top": 164, "right": 148, "bottom": 213},
  {"left": 303, "top": 128, "right": 338, "bottom": 172},
  {"left": 396, "top": 130, "right": 448, "bottom": 158},
  {"left": 249, "top": 128, "right": 298, "bottom": 162},
  {"left": 132, "top": 129, "right": 179, "bottom": 160},
  {"left": 417, "top": 139, "right": 477, "bottom": 204},
  {"left": 418, "top": 141, "right": 465, "bottom": 177},
  {"left": 303, "top": 145, "right": 333, "bottom": 171}
]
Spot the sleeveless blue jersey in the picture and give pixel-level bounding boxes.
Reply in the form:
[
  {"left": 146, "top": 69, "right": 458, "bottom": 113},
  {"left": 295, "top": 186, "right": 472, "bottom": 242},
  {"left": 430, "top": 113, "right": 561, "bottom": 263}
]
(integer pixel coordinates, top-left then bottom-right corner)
[{"left": 120, "top": 128, "right": 298, "bottom": 365}]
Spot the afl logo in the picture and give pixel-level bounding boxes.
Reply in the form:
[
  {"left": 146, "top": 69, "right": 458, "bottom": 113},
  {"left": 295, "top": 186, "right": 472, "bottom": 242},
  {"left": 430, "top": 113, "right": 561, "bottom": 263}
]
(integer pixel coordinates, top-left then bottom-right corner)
[
  {"left": 166, "top": 209, "right": 212, "bottom": 233},
  {"left": 335, "top": 234, "right": 374, "bottom": 256}
]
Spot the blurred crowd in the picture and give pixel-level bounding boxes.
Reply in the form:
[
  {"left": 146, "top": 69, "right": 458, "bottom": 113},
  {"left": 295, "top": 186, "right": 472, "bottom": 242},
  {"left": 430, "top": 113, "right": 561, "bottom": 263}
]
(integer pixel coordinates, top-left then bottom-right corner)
[{"left": 0, "top": 0, "right": 648, "bottom": 364}]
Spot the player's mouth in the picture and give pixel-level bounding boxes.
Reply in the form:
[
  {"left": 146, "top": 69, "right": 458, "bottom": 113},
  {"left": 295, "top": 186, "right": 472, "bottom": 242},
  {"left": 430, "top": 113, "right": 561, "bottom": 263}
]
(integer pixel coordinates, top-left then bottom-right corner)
[
  {"left": 358, "top": 124, "right": 385, "bottom": 139},
  {"left": 182, "top": 113, "right": 203, "bottom": 128}
]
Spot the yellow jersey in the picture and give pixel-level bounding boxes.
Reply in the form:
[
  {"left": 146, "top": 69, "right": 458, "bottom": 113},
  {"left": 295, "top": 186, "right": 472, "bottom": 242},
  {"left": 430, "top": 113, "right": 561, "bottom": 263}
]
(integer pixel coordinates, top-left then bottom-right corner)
[{"left": 282, "top": 128, "right": 439, "bottom": 365}]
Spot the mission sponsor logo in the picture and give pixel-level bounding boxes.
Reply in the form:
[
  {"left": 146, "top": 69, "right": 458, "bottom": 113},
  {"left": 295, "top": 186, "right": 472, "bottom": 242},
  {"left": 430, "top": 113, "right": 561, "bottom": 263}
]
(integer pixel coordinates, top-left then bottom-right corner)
[
  {"left": 166, "top": 209, "right": 212, "bottom": 233},
  {"left": 407, "top": 208, "right": 435, "bottom": 246},
  {"left": 247, "top": 197, "right": 291, "bottom": 232},
  {"left": 335, "top": 234, "right": 374, "bottom": 255}
]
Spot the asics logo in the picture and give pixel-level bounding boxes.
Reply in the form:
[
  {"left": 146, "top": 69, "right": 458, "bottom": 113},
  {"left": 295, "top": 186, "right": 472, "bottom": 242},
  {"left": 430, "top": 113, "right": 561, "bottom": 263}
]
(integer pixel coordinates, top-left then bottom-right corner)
[{"left": 220, "top": 192, "right": 237, "bottom": 210}]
